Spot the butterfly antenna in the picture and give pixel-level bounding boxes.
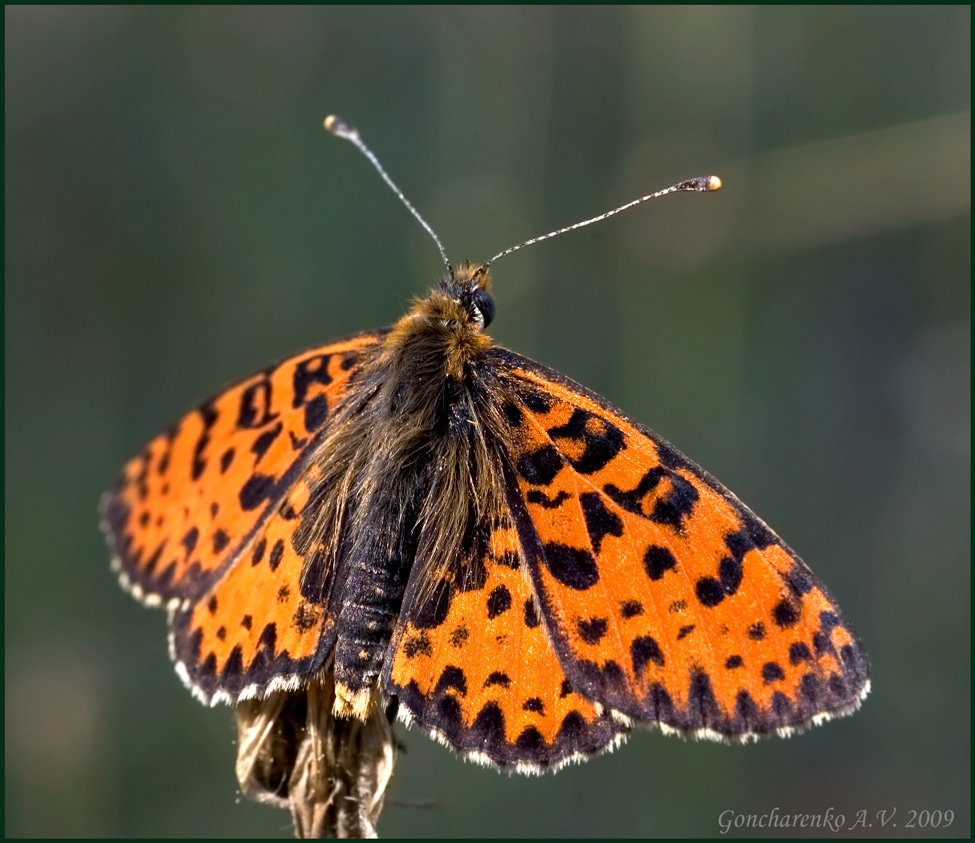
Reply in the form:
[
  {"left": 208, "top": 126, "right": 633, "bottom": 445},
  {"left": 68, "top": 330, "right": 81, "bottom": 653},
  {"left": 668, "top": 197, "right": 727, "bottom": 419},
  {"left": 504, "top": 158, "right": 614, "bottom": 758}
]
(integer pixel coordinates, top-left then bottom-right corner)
[
  {"left": 473, "top": 175, "right": 722, "bottom": 280},
  {"left": 324, "top": 115, "right": 453, "bottom": 276}
]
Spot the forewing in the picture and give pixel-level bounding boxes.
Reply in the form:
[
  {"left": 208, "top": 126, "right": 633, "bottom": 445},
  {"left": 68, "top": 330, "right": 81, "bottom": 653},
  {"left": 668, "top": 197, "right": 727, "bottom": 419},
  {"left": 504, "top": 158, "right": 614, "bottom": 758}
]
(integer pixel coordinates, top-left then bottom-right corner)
[
  {"left": 383, "top": 510, "right": 626, "bottom": 771},
  {"left": 492, "top": 348, "right": 869, "bottom": 740},
  {"left": 101, "top": 330, "right": 384, "bottom": 607}
]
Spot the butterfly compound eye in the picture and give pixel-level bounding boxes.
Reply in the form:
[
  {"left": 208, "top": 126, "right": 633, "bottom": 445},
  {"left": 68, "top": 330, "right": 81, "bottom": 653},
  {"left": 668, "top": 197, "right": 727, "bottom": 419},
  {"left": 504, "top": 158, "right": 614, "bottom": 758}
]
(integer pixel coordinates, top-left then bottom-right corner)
[{"left": 472, "top": 288, "right": 495, "bottom": 329}]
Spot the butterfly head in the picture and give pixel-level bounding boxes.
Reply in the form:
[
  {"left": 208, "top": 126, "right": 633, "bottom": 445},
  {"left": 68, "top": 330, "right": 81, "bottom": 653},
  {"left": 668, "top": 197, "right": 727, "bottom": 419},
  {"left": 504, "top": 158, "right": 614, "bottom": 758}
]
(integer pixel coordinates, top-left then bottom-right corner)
[
  {"left": 385, "top": 263, "right": 494, "bottom": 379},
  {"left": 439, "top": 263, "right": 495, "bottom": 330}
]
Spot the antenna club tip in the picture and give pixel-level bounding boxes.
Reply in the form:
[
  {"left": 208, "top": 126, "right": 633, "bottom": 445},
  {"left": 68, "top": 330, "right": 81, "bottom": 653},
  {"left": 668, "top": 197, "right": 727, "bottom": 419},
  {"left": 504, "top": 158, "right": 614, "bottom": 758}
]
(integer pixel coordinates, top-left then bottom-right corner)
[
  {"left": 708, "top": 175, "right": 722, "bottom": 192},
  {"left": 324, "top": 114, "right": 356, "bottom": 139}
]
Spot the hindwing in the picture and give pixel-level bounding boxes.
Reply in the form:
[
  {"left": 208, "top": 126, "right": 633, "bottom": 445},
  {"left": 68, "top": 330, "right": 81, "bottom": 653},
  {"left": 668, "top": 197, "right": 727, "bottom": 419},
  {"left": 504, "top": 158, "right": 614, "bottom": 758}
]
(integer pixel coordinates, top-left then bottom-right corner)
[{"left": 491, "top": 348, "right": 870, "bottom": 740}]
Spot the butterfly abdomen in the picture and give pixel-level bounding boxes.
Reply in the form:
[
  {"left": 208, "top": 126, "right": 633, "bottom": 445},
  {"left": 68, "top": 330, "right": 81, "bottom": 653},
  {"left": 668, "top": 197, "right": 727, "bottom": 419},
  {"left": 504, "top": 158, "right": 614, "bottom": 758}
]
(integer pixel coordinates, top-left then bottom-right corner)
[{"left": 332, "top": 485, "right": 419, "bottom": 718}]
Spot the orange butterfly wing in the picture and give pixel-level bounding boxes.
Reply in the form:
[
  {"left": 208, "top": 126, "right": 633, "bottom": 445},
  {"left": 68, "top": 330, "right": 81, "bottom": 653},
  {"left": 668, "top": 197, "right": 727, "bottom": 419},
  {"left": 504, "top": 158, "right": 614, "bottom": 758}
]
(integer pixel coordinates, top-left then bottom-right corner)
[
  {"left": 491, "top": 349, "right": 870, "bottom": 740},
  {"left": 383, "top": 506, "right": 626, "bottom": 771},
  {"left": 102, "top": 330, "right": 383, "bottom": 607},
  {"left": 102, "top": 331, "right": 385, "bottom": 702},
  {"left": 170, "top": 457, "right": 342, "bottom": 703}
]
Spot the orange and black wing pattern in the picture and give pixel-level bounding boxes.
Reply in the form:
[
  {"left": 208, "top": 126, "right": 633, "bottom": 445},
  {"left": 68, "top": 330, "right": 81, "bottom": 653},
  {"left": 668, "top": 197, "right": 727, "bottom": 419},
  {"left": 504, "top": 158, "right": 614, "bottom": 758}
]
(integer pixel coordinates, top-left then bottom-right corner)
[
  {"left": 101, "top": 330, "right": 385, "bottom": 701},
  {"left": 169, "top": 457, "right": 343, "bottom": 704},
  {"left": 383, "top": 506, "right": 626, "bottom": 772},
  {"left": 490, "top": 348, "right": 870, "bottom": 741}
]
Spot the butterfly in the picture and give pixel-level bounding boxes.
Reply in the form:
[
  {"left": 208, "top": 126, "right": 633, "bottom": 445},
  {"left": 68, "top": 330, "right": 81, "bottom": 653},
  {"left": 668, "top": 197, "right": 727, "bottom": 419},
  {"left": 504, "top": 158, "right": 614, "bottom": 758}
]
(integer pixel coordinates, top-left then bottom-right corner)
[{"left": 101, "top": 116, "right": 869, "bottom": 783}]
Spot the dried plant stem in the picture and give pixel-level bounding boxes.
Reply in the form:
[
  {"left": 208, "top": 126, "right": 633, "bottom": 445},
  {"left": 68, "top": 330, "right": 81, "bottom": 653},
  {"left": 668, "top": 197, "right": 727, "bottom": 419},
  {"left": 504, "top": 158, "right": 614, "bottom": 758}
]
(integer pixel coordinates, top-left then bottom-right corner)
[{"left": 236, "top": 674, "right": 395, "bottom": 838}]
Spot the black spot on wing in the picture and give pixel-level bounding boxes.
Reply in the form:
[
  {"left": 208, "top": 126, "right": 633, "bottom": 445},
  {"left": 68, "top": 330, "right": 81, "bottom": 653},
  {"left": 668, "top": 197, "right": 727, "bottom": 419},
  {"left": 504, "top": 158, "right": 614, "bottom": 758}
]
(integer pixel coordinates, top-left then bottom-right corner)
[
  {"left": 484, "top": 671, "right": 510, "bottom": 689},
  {"left": 644, "top": 545, "right": 677, "bottom": 580},
  {"left": 211, "top": 528, "right": 230, "bottom": 554},
  {"left": 785, "top": 564, "right": 815, "bottom": 597},
  {"left": 718, "top": 557, "right": 743, "bottom": 595},
  {"left": 734, "top": 690, "right": 760, "bottom": 730},
  {"left": 686, "top": 669, "right": 722, "bottom": 730},
  {"left": 542, "top": 543, "right": 599, "bottom": 590},
  {"left": 268, "top": 539, "right": 285, "bottom": 572},
  {"left": 722, "top": 528, "right": 754, "bottom": 564},
  {"left": 191, "top": 403, "right": 219, "bottom": 482},
  {"left": 520, "top": 389, "right": 551, "bottom": 413},
  {"left": 812, "top": 631, "right": 832, "bottom": 656},
  {"left": 798, "top": 672, "right": 825, "bottom": 713},
  {"left": 486, "top": 585, "right": 512, "bottom": 619},
  {"left": 694, "top": 555, "right": 744, "bottom": 609},
  {"left": 773, "top": 598, "right": 800, "bottom": 628},
  {"left": 620, "top": 600, "right": 644, "bottom": 619},
  {"left": 789, "top": 642, "right": 813, "bottom": 665},
  {"left": 434, "top": 665, "right": 467, "bottom": 697},
  {"left": 493, "top": 550, "right": 521, "bottom": 570},
  {"left": 547, "top": 409, "right": 625, "bottom": 474},
  {"left": 237, "top": 377, "right": 279, "bottom": 429},
  {"left": 292, "top": 603, "right": 319, "bottom": 633},
  {"left": 181, "top": 526, "right": 199, "bottom": 559},
  {"left": 157, "top": 438, "right": 173, "bottom": 475},
  {"left": 819, "top": 611, "right": 840, "bottom": 633},
  {"left": 631, "top": 636, "right": 665, "bottom": 676},
  {"left": 403, "top": 633, "right": 432, "bottom": 659},
  {"left": 526, "top": 489, "right": 572, "bottom": 509},
  {"left": 696, "top": 577, "right": 724, "bottom": 608},
  {"left": 604, "top": 467, "right": 698, "bottom": 532},
  {"left": 654, "top": 439, "right": 694, "bottom": 472},
  {"left": 518, "top": 446, "right": 563, "bottom": 486},
  {"left": 577, "top": 617, "right": 608, "bottom": 645},
  {"left": 470, "top": 702, "right": 506, "bottom": 754},
  {"left": 303, "top": 395, "right": 329, "bottom": 433},
  {"left": 579, "top": 492, "right": 623, "bottom": 554},
  {"left": 220, "top": 645, "right": 244, "bottom": 685},
  {"left": 251, "top": 422, "right": 283, "bottom": 464},
  {"left": 239, "top": 473, "right": 279, "bottom": 512},
  {"left": 649, "top": 473, "right": 698, "bottom": 532},
  {"left": 449, "top": 625, "right": 469, "bottom": 648},
  {"left": 742, "top": 511, "right": 777, "bottom": 550},
  {"left": 292, "top": 354, "right": 334, "bottom": 408}
]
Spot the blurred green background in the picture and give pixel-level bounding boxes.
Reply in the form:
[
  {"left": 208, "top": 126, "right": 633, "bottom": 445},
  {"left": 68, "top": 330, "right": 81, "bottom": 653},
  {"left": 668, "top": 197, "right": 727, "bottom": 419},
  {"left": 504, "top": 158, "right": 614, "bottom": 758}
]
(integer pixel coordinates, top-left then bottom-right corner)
[{"left": 5, "top": 6, "right": 970, "bottom": 838}]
